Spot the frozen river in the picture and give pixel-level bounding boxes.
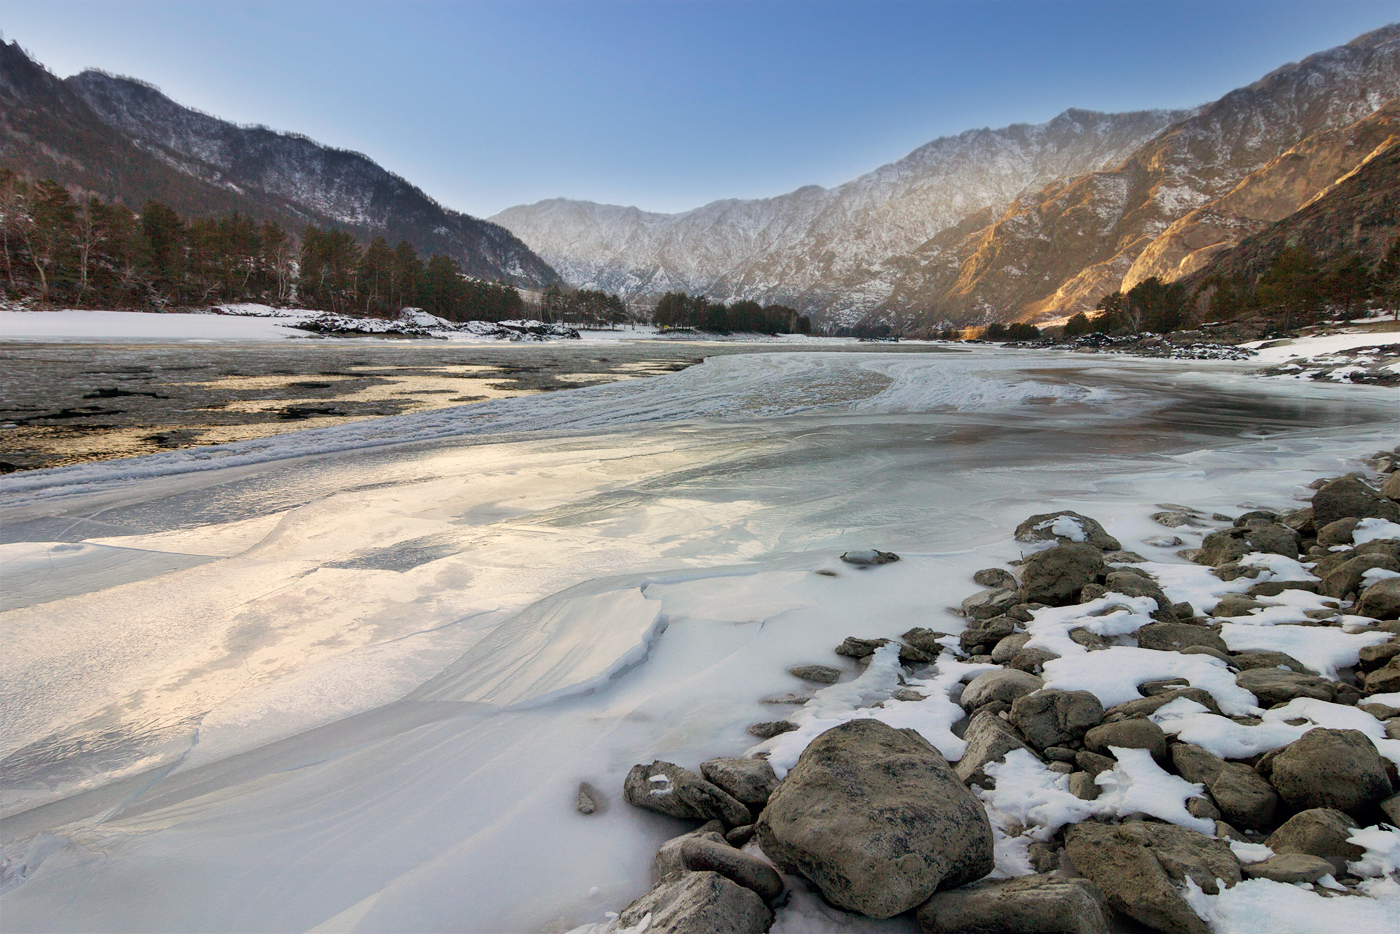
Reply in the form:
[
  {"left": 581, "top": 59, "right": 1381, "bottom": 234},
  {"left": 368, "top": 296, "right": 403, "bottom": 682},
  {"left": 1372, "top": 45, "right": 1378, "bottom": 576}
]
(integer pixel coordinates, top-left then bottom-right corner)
[{"left": 1, "top": 346, "right": 1395, "bottom": 932}]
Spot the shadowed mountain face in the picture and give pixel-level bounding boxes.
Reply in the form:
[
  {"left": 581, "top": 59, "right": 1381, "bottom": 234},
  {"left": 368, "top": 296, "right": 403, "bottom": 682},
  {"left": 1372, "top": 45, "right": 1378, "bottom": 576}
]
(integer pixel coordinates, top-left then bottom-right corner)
[
  {"left": 0, "top": 42, "right": 561, "bottom": 289},
  {"left": 494, "top": 25, "right": 1400, "bottom": 330}
]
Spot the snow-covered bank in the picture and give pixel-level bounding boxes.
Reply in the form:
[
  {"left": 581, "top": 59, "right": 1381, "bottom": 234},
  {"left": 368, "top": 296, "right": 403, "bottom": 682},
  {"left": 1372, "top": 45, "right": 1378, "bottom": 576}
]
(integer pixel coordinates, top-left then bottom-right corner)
[{"left": 1, "top": 349, "right": 1397, "bottom": 932}]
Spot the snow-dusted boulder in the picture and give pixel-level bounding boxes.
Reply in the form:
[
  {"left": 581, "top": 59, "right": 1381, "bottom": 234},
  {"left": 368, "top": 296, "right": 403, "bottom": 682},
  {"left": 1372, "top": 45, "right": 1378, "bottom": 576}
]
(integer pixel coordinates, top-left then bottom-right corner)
[{"left": 756, "top": 719, "right": 993, "bottom": 918}]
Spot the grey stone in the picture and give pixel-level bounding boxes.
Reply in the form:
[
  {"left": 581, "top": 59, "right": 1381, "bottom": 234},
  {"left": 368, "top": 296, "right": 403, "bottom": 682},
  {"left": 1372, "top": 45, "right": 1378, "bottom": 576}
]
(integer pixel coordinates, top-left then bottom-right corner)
[
  {"left": 1212, "top": 594, "right": 1268, "bottom": 617},
  {"left": 990, "top": 632, "right": 1032, "bottom": 663},
  {"left": 1069, "top": 772, "right": 1100, "bottom": 800},
  {"left": 1075, "top": 750, "right": 1117, "bottom": 776},
  {"left": 1048, "top": 761, "right": 1074, "bottom": 774},
  {"left": 973, "top": 567, "right": 1018, "bottom": 589},
  {"left": 1280, "top": 507, "right": 1315, "bottom": 535},
  {"left": 1231, "top": 651, "right": 1309, "bottom": 674},
  {"left": 1380, "top": 792, "right": 1400, "bottom": 825},
  {"left": 1385, "top": 470, "right": 1400, "bottom": 501},
  {"left": 1139, "top": 678, "right": 1189, "bottom": 695},
  {"left": 601, "top": 870, "right": 771, "bottom": 934},
  {"left": 1196, "top": 523, "right": 1300, "bottom": 566},
  {"left": 1322, "top": 554, "right": 1400, "bottom": 599},
  {"left": 1015, "top": 510, "right": 1121, "bottom": 551},
  {"left": 678, "top": 837, "right": 784, "bottom": 901},
  {"left": 1010, "top": 689, "right": 1104, "bottom": 750},
  {"left": 1234, "top": 510, "right": 1279, "bottom": 528},
  {"left": 1209, "top": 762, "right": 1278, "bottom": 832},
  {"left": 916, "top": 873, "right": 1111, "bottom": 934},
  {"left": 1235, "top": 668, "right": 1334, "bottom": 707},
  {"left": 1106, "top": 550, "right": 1148, "bottom": 563},
  {"left": 725, "top": 824, "right": 755, "bottom": 847},
  {"left": 1242, "top": 853, "right": 1335, "bottom": 883},
  {"left": 1312, "top": 476, "right": 1400, "bottom": 528},
  {"left": 755, "top": 719, "right": 994, "bottom": 919},
  {"left": 902, "top": 627, "right": 950, "bottom": 655},
  {"left": 1084, "top": 719, "right": 1167, "bottom": 762},
  {"left": 1187, "top": 795, "right": 1221, "bottom": 821},
  {"left": 1103, "top": 689, "right": 1221, "bottom": 720},
  {"left": 624, "top": 761, "right": 751, "bottom": 826},
  {"left": 960, "top": 617, "right": 1017, "bottom": 652},
  {"left": 1177, "top": 645, "right": 1232, "bottom": 663},
  {"left": 961, "top": 588, "right": 1021, "bottom": 621},
  {"left": 1359, "top": 641, "right": 1400, "bottom": 671},
  {"left": 1006, "top": 648, "right": 1058, "bottom": 674},
  {"left": 1268, "top": 729, "right": 1392, "bottom": 816},
  {"left": 788, "top": 664, "right": 841, "bottom": 684},
  {"left": 1104, "top": 570, "right": 1172, "bottom": 618},
  {"left": 1064, "top": 821, "right": 1241, "bottom": 934},
  {"left": 577, "top": 781, "right": 601, "bottom": 815},
  {"left": 961, "top": 669, "right": 1044, "bottom": 712},
  {"left": 1137, "top": 622, "right": 1228, "bottom": 654},
  {"left": 655, "top": 828, "right": 730, "bottom": 877},
  {"left": 1171, "top": 743, "right": 1226, "bottom": 786},
  {"left": 1246, "top": 580, "right": 1319, "bottom": 598},
  {"left": 700, "top": 757, "right": 778, "bottom": 808},
  {"left": 1317, "top": 517, "right": 1361, "bottom": 546},
  {"left": 747, "top": 720, "right": 798, "bottom": 739},
  {"left": 1069, "top": 627, "right": 1110, "bottom": 650},
  {"left": 835, "top": 636, "right": 930, "bottom": 665},
  {"left": 1153, "top": 511, "right": 1205, "bottom": 529},
  {"left": 1044, "top": 745, "right": 1078, "bottom": 761},
  {"left": 1366, "top": 659, "right": 1400, "bottom": 693},
  {"left": 957, "top": 709, "right": 1037, "bottom": 787},
  {"left": 1266, "top": 808, "right": 1364, "bottom": 867},
  {"left": 1359, "top": 577, "right": 1400, "bottom": 620},
  {"left": 1019, "top": 543, "right": 1106, "bottom": 606},
  {"left": 841, "top": 549, "right": 900, "bottom": 566}
]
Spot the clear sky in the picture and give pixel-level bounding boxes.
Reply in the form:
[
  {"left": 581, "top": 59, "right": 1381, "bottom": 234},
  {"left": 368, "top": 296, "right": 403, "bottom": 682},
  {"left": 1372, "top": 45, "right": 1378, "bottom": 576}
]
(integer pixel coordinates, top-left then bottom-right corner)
[{"left": 3, "top": 1, "right": 1397, "bottom": 217}]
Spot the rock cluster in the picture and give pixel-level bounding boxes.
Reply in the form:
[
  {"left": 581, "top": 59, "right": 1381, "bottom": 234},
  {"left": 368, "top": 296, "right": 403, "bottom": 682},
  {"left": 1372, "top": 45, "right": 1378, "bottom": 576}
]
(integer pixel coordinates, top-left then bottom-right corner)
[{"left": 597, "top": 457, "right": 1400, "bottom": 933}]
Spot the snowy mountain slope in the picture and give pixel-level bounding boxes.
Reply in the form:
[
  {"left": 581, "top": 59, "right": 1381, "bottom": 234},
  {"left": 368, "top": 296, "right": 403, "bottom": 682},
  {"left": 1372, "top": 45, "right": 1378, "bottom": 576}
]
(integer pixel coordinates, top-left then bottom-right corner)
[
  {"left": 0, "top": 42, "right": 560, "bottom": 289},
  {"left": 62, "top": 69, "right": 561, "bottom": 288},
  {"left": 491, "top": 108, "right": 1189, "bottom": 312},
  {"left": 1121, "top": 97, "right": 1400, "bottom": 290},
  {"left": 879, "top": 24, "right": 1400, "bottom": 328}
]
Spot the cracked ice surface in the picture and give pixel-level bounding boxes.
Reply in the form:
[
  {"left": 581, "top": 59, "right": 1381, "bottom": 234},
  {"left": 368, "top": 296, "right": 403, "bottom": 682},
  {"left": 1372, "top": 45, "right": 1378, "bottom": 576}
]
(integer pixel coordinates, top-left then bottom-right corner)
[{"left": 0, "top": 346, "right": 1396, "bottom": 932}]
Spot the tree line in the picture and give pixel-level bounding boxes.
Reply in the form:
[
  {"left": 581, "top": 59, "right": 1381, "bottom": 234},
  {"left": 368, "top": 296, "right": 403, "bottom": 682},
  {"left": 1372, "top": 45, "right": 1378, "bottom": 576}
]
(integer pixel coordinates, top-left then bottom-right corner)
[
  {"left": 538, "top": 285, "right": 629, "bottom": 327},
  {"left": 652, "top": 292, "right": 813, "bottom": 334},
  {"left": 0, "top": 171, "right": 525, "bottom": 321},
  {"left": 1064, "top": 240, "right": 1400, "bottom": 337}
]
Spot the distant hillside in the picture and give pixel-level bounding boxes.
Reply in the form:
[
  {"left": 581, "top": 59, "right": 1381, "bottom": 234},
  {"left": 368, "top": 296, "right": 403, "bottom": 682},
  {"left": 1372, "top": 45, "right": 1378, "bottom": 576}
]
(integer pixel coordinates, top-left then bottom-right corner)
[
  {"left": 0, "top": 41, "right": 561, "bottom": 288},
  {"left": 491, "top": 108, "right": 1190, "bottom": 318},
  {"left": 1180, "top": 136, "right": 1400, "bottom": 291},
  {"left": 494, "top": 25, "right": 1400, "bottom": 330}
]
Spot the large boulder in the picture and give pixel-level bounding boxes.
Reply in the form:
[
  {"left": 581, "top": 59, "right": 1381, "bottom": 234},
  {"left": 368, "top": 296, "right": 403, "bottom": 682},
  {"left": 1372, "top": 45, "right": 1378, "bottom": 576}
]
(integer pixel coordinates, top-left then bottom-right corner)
[
  {"left": 961, "top": 588, "right": 1021, "bottom": 621},
  {"left": 1010, "top": 690, "right": 1104, "bottom": 750},
  {"left": 1019, "top": 543, "right": 1105, "bottom": 606},
  {"left": 699, "top": 757, "right": 779, "bottom": 808},
  {"left": 1209, "top": 762, "right": 1278, "bottom": 832},
  {"left": 598, "top": 870, "right": 771, "bottom": 934},
  {"left": 1359, "top": 577, "right": 1400, "bottom": 620},
  {"left": 1266, "top": 808, "right": 1365, "bottom": 869},
  {"left": 755, "top": 719, "right": 994, "bottom": 918},
  {"left": 1136, "top": 622, "right": 1227, "bottom": 654},
  {"left": 1104, "top": 570, "right": 1172, "bottom": 617},
  {"left": 960, "top": 617, "right": 1017, "bottom": 653},
  {"left": 624, "top": 761, "right": 751, "bottom": 826},
  {"left": 1084, "top": 719, "right": 1167, "bottom": 763},
  {"left": 1234, "top": 668, "right": 1334, "bottom": 707},
  {"left": 1366, "top": 658, "right": 1400, "bottom": 693},
  {"left": 1321, "top": 554, "right": 1400, "bottom": 599},
  {"left": 1064, "top": 822, "right": 1240, "bottom": 934},
  {"left": 961, "top": 669, "right": 1043, "bottom": 712},
  {"left": 1313, "top": 476, "right": 1400, "bottom": 528},
  {"left": 957, "top": 710, "right": 1037, "bottom": 787},
  {"left": 916, "top": 873, "right": 1111, "bottom": 934},
  {"left": 1015, "top": 511, "right": 1122, "bottom": 551},
  {"left": 1266, "top": 729, "right": 1392, "bottom": 816},
  {"left": 1196, "top": 523, "right": 1299, "bottom": 566}
]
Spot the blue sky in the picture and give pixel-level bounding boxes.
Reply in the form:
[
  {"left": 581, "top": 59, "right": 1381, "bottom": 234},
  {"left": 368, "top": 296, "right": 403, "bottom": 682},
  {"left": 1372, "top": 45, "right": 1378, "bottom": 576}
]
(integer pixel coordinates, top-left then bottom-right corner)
[{"left": 3, "top": 1, "right": 1397, "bottom": 216}]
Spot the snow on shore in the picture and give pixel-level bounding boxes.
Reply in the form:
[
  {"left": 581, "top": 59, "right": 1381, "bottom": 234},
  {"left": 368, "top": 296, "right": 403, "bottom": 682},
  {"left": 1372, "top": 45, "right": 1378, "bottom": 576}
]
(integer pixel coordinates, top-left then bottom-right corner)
[{"left": 1, "top": 348, "right": 1397, "bottom": 933}]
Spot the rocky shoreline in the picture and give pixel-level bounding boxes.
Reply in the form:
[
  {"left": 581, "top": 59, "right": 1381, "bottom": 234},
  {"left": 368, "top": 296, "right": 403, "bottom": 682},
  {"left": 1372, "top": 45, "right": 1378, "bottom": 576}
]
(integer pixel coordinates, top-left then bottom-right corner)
[{"left": 577, "top": 453, "right": 1400, "bottom": 933}]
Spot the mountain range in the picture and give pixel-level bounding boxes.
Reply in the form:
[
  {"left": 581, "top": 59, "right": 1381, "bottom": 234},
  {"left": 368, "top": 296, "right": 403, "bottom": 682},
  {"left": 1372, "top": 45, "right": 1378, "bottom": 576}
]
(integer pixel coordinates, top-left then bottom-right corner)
[
  {"left": 492, "top": 25, "right": 1400, "bottom": 330},
  {"left": 0, "top": 41, "right": 560, "bottom": 289}
]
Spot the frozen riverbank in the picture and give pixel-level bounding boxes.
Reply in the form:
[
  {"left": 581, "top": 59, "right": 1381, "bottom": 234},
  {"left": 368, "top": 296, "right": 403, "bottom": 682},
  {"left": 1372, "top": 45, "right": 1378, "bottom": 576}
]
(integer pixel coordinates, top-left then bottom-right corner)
[{"left": 1, "top": 348, "right": 1396, "bottom": 932}]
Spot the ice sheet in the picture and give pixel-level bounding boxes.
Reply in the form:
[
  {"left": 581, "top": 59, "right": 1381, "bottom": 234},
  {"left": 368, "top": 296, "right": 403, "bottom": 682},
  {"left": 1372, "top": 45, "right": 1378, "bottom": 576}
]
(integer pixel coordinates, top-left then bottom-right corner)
[{"left": 2, "top": 347, "right": 1398, "bottom": 932}]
